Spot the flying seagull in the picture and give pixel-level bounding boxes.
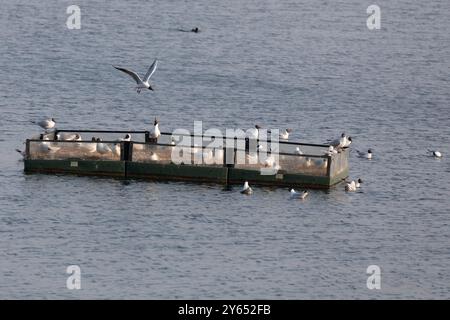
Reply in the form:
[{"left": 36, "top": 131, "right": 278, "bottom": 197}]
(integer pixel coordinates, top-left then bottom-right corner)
[{"left": 113, "top": 59, "right": 158, "bottom": 93}]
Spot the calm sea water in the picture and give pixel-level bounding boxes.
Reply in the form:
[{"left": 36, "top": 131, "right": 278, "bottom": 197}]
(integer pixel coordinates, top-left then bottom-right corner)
[{"left": 0, "top": 0, "right": 449, "bottom": 299}]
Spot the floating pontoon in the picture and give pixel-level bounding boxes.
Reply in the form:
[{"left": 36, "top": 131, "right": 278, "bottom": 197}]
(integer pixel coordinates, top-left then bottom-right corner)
[{"left": 23, "top": 130, "right": 349, "bottom": 189}]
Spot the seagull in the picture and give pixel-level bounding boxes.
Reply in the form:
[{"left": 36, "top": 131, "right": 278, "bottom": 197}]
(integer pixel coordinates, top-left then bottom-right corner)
[
  {"left": 149, "top": 152, "right": 160, "bottom": 161},
  {"left": 38, "top": 141, "right": 60, "bottom": 153},
  {"left": 150, "top": 118, "right": 161, "bottom": 139},
  {"left": 113, "top": 59, "right": 158, "bottom": 93},
  {"left": 295, "top": 147, "right": 304, "bottom": 155},
  {"left": 56, "top": 132, "right": 81, "bottom": 141},
  {"left": 279, "top": 129, "right": 292, "bottom": 140},
  {"left": 357, "top": 149, "right": 372, "bottom": 159},
  {"left": 326, "top": 145, "right": 338, "bottom": 155},
  {"left": 290, "top": 189, "right": 308, "bottom": 199},
  {"left": 121, "top": 134, "right": 131, "bottom": 142},
  {"left": 345, "top": 181, "right": 357, "bottom": 192},
  {"left": 240, "top": 181, "right": 253, "bottom": 195},
  {"left": 428, "top": 150, "right": 442, "bottom": 158},
  {"left": 96, "top": 138, "right": 112, "bottom": 154},
  {"left": 343, "top": 136, "right": 352, "bottom": 148},
  {"left": 247, "top": 125, "right": 262, "bottom": 140},
  {"left": 345, "top": 179, "right": 362, "bottom": 192},
  {"left": 82, "top": 137, "right": 98, "bottom": 153},
  {"left": 15, "top": 149, "right": 26, "bottom": 159},
  {"left": 112, "top": 143, "right": 121, "bottom": 157},
  {"left": 31, "top": 118, "right": 56, "bottom": 131},
  {"left": 330, "top": 133, "right": 347, "bottom": 150}
]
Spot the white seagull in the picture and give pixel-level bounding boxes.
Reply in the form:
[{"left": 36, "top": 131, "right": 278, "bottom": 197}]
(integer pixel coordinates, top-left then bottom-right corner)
[
  {"left": 56, "top": 132, "right": 81, "bottom": 141},
  {"left": 121, "top": 134, "right": 131, "bottom": 142},
  {"left": 428, "top": 150, "right": 442, "bottom": 158},
  {"left": 295, "top": 147, "right": 304, "bottom": 155},
  {"left": 345, "top": 181, "right": 357, "bottom": 192},
  {"left": 113, "top": 59, "right": 158, "bottom": 93},
  {"left": 240, "top": 181, "right": 253, "bottom": 195},
  {"left": 150, "top": 118, "right": 161, "bottom": 139},
  {"left": 96, "top": 138, "right": 112, "bottom": 154},
  {"left": 247, "top": 125, "right": 262, "bottom": 140},
  {"left": 31, "top": 118, "right": 56, "bottom": 131},
  {"left": 357, "top": 149, "right": 372, "bottom": 159},
  {"left": 330, "top": 133, "right": 348, "bottom": 150},
  {"left": 279, "top": 129, "right": 292, "bottom": 140},
  {"left": 290, "top": 189, "right": 308, "bottom": 199}
]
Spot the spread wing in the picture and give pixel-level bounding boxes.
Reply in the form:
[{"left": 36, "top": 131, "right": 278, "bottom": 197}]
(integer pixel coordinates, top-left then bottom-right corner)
[
  {"left": 113, "top": 66, "right": 142, "bottom": 84},
  {"left": 144, "top": 59, "right": 158, "bottom": 82}
]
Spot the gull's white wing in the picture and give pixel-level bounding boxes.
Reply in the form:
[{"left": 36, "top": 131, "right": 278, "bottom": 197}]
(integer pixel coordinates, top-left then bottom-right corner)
[
  {"left": 144, "top": 59, "right": 158, "bottom": 82},
  {"left": 113, "top": 66, "right": 142, "bottom": 84}
]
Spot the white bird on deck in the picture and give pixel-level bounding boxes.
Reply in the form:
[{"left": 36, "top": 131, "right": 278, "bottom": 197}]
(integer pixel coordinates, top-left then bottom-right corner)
[
  {"left": 247, "top": 125, "right": 262, "bottom": 140},
  {"left": 330, "top": 133, "right": 348, "bottom": 150},
  {"left": 149, "top": 152, "right": 160, "bottom": 161},
  {"left": 96, "top": 138, "right": 112, "bottom": 154},
  {"left": 279, "top": 128, "right": 292, "bottom": 140},
  {"left": 343, "top": 136, "right": 352, "bottom": 148},
  {"left": 290, "top": 189, "right": 308, "bottom": 199},
  {"left": 428, "top": 150, "right": 442, "bottom": 158},
  {"left": 82, "top": 137, "right": 98, "bottom": 153},
  {"left": 295, "top": 147, "right": 304, "bottom": 155},
  {"left": 38, "top": 141, "right": 60, "bottom": 153},
  {"left": 326, "top": 145, "right": 338, "bottom": 156},
  {"left": 357, "top": 149, "right": 372, "bottom": 159},
  {"left": 121, "top": 134, "right": 131, "bottom": 142},
  {"left": 113, "top": 59, "right": 158, "bottom": 93},
  {"left": 56, "top": 132, "right": 81, "bottom": 141},
  {"left": 150, "top": 118, "right": 161, "bottom": 139},
  {"left": 112, "top": 143, "right": 121, "bottom": 157},
  {"left": 31, "top": 118, "right": 56, "bottom": 132},
  {"left": 240, "top": 181, "right": 253, "bottom": 195}
]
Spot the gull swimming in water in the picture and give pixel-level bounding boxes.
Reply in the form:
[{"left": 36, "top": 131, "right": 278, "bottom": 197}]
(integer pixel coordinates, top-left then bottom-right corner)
[
  {"left": 240, "top": 181, "right": 253, "bottom": 195},
  {"left": 31, "top": 118, "right": 56, "bottom": 132},
  {"left": 150, "top": 118, "right": 161, "bottom": 139},
  {"left": 345, "top": 179, "right": 362, "bottom": 192},
  {"left": 428, "top": 150, "right": 442, "bottom": 158},
  {"left": 357, "top": 149, "right": 372, "bottom": 159},
  {"left": 279, "top": 129, "right": 292, "bottom": 140},
  {"left": 113, "top": 59, "right": 158, "bottom": 93},
  {"left": 290, "top": 189, "right": 308, "bottom": 199}
]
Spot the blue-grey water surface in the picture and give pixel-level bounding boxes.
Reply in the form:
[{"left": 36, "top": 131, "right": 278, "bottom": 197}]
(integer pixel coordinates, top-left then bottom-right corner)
[{"left": 0, "top": 0, "right": 449, "bottom": 299}]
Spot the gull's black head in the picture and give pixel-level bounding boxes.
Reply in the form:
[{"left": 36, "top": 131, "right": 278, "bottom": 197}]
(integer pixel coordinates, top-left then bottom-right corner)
[
  {"left": 255, "top": 124, "right": 261, "bottom": 129},
  {"left": 192, "top": 27, "right": 199, "bottom": 33},
  {"left": 368, "top": 149, "right": 372, "bottom": 153},
  {"left": 91, "top": 137, "right": 96, "bottom": 141},
  {"left": 148, "top": 86, "right": 154, "bottom": 91},
  {"left": 348, "top": 136, "right": 352, "bottom": 142},
  {"left": 154, "top": 117, "right": 159, "bottom": 125},
  {"left": 286, "top": 128, "right": 293, "bottom": 133},
  {"left": 51, "top": 118, "right": 56, "bottom": 122},
  {"left": 125, "top": 134, "right": 131, "bottom": 139},
  {"left": 341, "top": 133, "right": 346, "bottom": 137},
  {"left": 358, "top": 178, "right": 363, "bottom": 183}
]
